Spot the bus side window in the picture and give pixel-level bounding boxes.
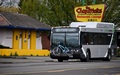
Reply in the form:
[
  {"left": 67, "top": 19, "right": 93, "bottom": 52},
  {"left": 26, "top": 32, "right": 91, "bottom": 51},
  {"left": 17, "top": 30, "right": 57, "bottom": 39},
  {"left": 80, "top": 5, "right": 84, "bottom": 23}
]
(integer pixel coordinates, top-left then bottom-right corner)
[
  {"left": 81, "top": 33, "right": 90, "bottom": 45},
  {"left": 81, "top": 33, "right": 85, "bottom": 45},
  {"left": 84, "top": 33, "right": 89, "bottom": 44}
]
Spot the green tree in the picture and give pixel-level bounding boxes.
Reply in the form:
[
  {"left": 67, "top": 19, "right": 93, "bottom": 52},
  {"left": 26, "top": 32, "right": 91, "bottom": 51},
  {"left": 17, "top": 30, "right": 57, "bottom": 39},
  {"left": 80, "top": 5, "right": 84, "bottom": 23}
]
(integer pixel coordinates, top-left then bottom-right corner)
[
  {"left": 19, "top": 0, "right": 120, "bottom": 27},
  {"left": 43, "top": 0, "right": 76, "bottom": 26},
  {"left": 102, "top": 0, "right": 120, "bottom": 28},
  {"left": 19, "top": 0, "right": 81, "bottom": 26},
  {"left": 19, "top": 0, "right": 40, "bottom": 18}
]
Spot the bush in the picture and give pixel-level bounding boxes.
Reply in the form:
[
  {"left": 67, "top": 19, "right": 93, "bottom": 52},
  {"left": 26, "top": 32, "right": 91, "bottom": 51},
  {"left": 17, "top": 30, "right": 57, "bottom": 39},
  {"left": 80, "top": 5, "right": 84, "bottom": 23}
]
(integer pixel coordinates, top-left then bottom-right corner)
[
  {"left": 117, "top": 48, "right": 120, "bottom": 57},
  {"left": 14, "top": 52, "right": 18, "bottom": 56},
  {"left": 10, "top": 53, "right": 13, "bottom": 56}
]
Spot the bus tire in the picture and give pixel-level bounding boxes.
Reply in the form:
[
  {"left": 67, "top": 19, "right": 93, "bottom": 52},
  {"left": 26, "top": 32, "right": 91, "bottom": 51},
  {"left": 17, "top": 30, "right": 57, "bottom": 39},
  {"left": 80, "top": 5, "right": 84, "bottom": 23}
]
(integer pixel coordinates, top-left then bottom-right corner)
[
  {"left": 86, "top": 50, "right": 90, "bottom": 62},
  {"left": 81, "top": 50, "right": 90, "bottom": 62},
  {"left": 103, "top": 49, "right": 111, "bottom": 61},
  {"left": 104, "top": 50, "right": 111, "bottom": 61},
  {"left": 58, "top": 59, "right": 63, "bottom": 62}
]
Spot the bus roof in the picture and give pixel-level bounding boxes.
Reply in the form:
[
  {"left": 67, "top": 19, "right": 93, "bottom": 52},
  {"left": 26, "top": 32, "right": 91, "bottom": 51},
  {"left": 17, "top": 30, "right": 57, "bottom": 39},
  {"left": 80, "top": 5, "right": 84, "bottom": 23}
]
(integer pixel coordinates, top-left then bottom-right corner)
[{"left": 70, "top": 22, "right": 114, "bottom": 29}]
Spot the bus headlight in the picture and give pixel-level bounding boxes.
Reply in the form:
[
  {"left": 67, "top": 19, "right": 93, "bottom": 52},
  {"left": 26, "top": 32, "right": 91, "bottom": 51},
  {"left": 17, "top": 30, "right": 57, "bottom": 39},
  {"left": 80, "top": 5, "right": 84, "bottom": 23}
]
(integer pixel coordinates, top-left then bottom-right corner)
[
  {"left": 71, "top": 50, "right": 79, "bottom": 53},
  {"left": 76, "top": 50, "right": 79, "bottom": 52}
]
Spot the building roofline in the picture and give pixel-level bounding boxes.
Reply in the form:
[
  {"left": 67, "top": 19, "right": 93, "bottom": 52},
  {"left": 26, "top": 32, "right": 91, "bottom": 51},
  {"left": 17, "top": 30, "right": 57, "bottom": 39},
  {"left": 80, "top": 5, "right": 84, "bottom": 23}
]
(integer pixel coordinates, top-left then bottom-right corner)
[
  {"left": 0, "top": 25, "right": 51, "bottom": 30},
  {"left": 0, "top": 12, "right": 51, "bottom": 30}
]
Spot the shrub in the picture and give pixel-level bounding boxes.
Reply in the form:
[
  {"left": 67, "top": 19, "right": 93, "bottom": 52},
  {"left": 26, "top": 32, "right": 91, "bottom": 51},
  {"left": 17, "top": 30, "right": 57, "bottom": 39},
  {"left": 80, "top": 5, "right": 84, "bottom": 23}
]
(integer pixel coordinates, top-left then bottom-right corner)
[
  {"left": 14, "top": 52, "right": 18, "bottom": 56},
  {"left": 117, "top": 48, "right": 120, "bottom": 57}
]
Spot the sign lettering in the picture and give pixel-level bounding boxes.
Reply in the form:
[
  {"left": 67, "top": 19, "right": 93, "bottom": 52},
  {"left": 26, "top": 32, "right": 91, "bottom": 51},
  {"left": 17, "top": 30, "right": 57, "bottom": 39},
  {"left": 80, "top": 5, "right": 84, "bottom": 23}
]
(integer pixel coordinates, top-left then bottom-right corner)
[{"left": 74, "top": 4, "right": 105, "bottom": 22}]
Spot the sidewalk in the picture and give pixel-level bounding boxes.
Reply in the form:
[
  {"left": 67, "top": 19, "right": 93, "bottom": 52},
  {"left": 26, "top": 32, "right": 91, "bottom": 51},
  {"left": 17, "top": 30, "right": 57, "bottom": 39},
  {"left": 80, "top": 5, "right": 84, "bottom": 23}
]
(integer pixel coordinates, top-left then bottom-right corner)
[
  {"left": 0, "top": 56, "right": 120, "bottom": 64},
  {"left": 0, "top": 56, "right": 55, "bottom": 64}
]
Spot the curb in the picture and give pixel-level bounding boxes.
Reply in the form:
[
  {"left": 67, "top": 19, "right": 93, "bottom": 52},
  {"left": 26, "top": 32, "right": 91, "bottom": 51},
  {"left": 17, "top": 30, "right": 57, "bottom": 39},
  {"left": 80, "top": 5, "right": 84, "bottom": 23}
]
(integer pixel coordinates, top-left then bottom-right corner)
[{"left": 0, "top": 56, "right": 27, "bottom": 59}]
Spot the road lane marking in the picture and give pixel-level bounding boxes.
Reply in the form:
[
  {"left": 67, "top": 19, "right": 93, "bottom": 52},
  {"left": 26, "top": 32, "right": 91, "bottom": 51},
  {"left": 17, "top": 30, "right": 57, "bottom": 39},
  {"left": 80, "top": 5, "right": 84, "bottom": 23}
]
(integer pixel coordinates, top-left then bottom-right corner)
[
  {"left": 48, "top": 70, "right": 65, "bottom": 72},
  {"left": 0, "top": 66, "right": 119, "bottom": 75},
  {"left": 100, "top": 66, "right": 115, "bottom": 69},
  {"left": 115, "top": 74, "right": 120, "bottom": 75}
]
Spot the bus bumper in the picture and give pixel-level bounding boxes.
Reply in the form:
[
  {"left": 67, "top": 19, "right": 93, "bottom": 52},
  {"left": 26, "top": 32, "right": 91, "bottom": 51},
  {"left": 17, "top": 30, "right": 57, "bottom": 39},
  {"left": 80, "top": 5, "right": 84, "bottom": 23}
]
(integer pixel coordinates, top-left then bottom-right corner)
[
  {"left": 50, "top": 53, "right": 69, "bottom": 60},
  {"left": 50, "top": 53, "right": 84, "bottom": 59}
]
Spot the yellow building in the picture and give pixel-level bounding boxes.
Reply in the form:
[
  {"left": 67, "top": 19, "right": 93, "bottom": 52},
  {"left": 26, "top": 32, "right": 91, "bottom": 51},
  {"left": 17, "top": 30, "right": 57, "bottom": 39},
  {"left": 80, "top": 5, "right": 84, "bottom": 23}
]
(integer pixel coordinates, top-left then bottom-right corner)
[{"left": 0, "top": 12, "right": 51, "bottom": 56}]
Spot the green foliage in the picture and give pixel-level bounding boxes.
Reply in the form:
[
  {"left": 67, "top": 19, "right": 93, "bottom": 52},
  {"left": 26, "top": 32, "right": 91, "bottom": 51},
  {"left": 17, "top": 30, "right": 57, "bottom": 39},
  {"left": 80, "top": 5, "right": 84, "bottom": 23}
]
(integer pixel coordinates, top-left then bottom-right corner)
[
  {"left": 3, "top": 55, "right": 6, "bottom": 56},
  {"left": 10, "top": 53, "right": 13, "bottom": 56},
  {"left": 117, "top": 48, "right": 120, "bottom": 57},
  {"left": 48, "top": 54, "right": 50, "bottom": 56},
  {"left": 14, "top": 52, "right": 18, "bottom": 56},
  {"left": 19, "top": 0, "right": 120, "bottom": 27},
  {"left": 19, "top": 0, "right": 81, "bottom": 26},
  {"left": 10, "top": 52, "right": 18, "bottom": 56},
  {"left": 102, "top": 0, "right": 120, "bottom": 28},
  {"left": 30, "top": 54, "right": 33, "bottom": 56}
]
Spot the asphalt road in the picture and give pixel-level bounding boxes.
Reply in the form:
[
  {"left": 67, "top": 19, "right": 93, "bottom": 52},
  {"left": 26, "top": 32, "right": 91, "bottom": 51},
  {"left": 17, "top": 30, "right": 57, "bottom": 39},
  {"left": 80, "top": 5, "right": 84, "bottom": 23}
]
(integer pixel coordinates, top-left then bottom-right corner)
[{"left": 0, "top": 57, "right": 120, "bottom": 75}]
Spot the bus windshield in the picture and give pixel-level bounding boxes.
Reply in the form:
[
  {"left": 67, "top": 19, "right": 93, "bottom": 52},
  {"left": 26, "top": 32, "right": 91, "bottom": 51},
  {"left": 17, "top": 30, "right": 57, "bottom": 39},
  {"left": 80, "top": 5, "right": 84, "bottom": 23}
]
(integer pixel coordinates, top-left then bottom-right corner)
[
  {"left": 51, "top": 33, "right": 79, "bottom": 49},
  {"left": 52, "top": 33, "right": 65, "bottom": 47},
  {"left": 66, "top": 33, "right": 79, "bottom": 48}
]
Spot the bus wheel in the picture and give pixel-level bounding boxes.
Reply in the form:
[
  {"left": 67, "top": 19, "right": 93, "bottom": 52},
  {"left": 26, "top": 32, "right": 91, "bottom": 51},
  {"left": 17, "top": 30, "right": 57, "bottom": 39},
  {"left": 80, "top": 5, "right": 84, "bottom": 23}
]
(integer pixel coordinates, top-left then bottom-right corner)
[
  {"left": 86, "top": 51, "right": 90, "bottom": 62},
  {"left": 81, "top": 51, "right": 90, "bottom": 62},
  {"left": 104, "top": 51, "right": 111, "bottom": 61},
  {"left": 58, "top": 59, "right": 63, "bottom": 62}
]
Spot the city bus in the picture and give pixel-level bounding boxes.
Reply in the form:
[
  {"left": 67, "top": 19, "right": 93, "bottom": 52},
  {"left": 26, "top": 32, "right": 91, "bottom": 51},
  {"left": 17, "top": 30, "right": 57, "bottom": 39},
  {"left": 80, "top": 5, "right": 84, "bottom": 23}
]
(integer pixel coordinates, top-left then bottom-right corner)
[{"left": 50, "top": 22, "right": 115, "bottom": 62}]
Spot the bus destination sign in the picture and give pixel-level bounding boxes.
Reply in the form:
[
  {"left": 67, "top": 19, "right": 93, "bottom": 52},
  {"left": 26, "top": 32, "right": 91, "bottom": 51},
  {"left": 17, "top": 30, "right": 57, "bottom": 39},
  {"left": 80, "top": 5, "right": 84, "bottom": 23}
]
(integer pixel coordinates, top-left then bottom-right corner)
[{"left": 53, "top": 28, "right": 79, "bottom": 33}]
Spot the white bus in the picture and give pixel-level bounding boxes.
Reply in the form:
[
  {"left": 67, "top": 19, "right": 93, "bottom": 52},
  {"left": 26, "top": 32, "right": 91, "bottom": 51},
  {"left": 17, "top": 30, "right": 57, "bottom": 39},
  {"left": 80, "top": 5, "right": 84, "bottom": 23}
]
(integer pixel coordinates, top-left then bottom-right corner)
[{"left": 50, "top": 22, "right": 115, "bottom": 62}]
